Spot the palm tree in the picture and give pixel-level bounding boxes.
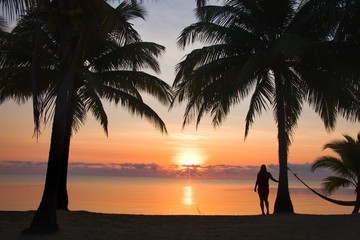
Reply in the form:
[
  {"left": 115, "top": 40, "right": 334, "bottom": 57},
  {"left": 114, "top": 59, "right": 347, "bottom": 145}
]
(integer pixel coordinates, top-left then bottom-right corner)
[
  {"left": 55, "top": 29, "right": 172, "bottom": 211},
  {"left": 293, "top": 0, "right": 360, "bottom": 116},
  {"left": 27, "top": 1, "right": 150, "bottom": 233},
  {"left": 312, "top": 132, "right": 360, "bottom": 213},
  {"left": 54, "top": 1, "right": 172, "bottom": 211},
  {"left": 171, "top": 0, "right": 360, "bottom": 213},
  {"left": 0, "top": 0, "right": 206, "bottom": 234},
  {"left": 1, "top": 1, "right": 172, "bottom": 233}
]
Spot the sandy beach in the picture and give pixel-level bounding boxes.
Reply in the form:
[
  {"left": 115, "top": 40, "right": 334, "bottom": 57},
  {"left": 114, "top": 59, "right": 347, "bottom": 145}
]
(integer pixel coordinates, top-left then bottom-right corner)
[{"left": 0, "top": 211, "right": 359, "bottom": 240}]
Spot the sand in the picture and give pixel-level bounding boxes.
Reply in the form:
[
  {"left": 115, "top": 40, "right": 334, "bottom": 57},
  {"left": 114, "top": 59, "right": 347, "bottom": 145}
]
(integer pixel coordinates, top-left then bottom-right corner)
[{"left": 0, "top": 211, "right": 359, "bottom": 240}]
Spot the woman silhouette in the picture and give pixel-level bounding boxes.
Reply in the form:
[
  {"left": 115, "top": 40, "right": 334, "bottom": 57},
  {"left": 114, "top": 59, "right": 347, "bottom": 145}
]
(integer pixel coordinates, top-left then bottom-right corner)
[{"left": 254, "top": 164, "right": 278, "bottom": 215}]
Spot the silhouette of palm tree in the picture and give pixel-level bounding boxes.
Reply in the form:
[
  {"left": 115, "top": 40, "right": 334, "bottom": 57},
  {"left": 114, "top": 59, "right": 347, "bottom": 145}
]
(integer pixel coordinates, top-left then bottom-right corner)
[
  {"left": 0, "top": 0, "right": 210, "bottom": 234},
  {"left": 171, "top": 0, "right": 359, "bottom": 213},
  {"left": 312, "top": 132, "right": 360, "bottom": 213},
  {"left": 1, "top": 1, "right": 171, "bottom": 233}
]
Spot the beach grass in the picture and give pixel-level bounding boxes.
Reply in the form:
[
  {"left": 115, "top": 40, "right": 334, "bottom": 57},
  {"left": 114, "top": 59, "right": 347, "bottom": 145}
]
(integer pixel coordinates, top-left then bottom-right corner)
[{"left": 0, "top": 210, "right": 359, "bottom": 240}]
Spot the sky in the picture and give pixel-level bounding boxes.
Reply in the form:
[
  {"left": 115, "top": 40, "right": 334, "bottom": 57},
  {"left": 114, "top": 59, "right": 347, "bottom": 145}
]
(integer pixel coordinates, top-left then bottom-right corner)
[{"left": 0, "top": 0, "right": 359, "bottom": 178}]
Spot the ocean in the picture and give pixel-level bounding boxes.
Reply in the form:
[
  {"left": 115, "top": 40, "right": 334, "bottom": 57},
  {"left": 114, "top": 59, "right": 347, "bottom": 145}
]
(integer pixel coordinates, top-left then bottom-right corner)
[{"left": 0, "top": 174, "right": 355, "bottom": 215}]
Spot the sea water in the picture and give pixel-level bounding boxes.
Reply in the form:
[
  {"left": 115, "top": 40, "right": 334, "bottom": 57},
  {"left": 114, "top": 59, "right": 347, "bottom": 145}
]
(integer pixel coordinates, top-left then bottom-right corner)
[{"left": 0, "top": 174, "right": 355, "bottom": 215}]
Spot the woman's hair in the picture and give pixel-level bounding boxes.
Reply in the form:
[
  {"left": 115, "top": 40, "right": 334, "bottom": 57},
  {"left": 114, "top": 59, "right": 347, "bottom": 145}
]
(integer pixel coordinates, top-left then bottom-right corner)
[{"left": 260, "top": 164, "right": 267, "bottom": 173}]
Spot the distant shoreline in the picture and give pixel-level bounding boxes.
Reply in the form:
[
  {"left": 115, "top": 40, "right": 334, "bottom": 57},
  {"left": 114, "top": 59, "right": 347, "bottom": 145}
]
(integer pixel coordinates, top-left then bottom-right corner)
[{"left": 1, "top": 211, "right": 359, "bottom": 240}]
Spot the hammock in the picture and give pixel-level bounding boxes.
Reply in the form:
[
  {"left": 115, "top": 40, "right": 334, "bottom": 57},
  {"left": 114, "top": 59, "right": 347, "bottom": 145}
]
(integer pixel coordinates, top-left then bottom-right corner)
[{"left": 287, "top": 167, "right": 359, "bottom": 206}]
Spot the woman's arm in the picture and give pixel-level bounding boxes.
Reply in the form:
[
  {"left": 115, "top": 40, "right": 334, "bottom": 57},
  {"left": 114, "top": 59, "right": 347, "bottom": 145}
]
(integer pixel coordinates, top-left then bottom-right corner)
[
  {"left": 269, "top": 173, "right": 279, "bottom": 183},
  {"left": 254, "top": 178, "right": 258, "bottom": 192}
]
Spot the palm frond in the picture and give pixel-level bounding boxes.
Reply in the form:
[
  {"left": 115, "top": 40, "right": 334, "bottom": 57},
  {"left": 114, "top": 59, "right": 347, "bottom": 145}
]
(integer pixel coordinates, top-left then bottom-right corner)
[
  {"left": 109, "top": 1, "right": 146, "bottom": 45},
  {"left": 312, "top": 156, "right": 356, "bottom": 182},
  {"left": 291, "top": 0, "right": 340, "bottom": 39},
  {"left": 178, "top": 3, "right": 263, "bottom": 49},
  {"left": 325, "top": 134, "right": 360, "bottom": 175},
  {"left": 195, "top": 4, "right": 238, "bottom": 26},
  {"left": 321, "top": 176, "right": 354, "bottom": 194},
  {"left": 78, "top": 85, "right": 109, "bottom": 135},
  {"left": 91, "top": 42, "right": 165, "bottom": 73},
  {"left": 177, "top": 22, "right": 232, "bottom": 48},
  {"left": 70, "top": 93, "right": 87, "bottom": 134},
  {"left": 172, "top": 42, "right": 262, "bottom": 128},
  {"left": 245, "top": 72, "right": 273, "bottom": 138},
  {"left": 0, "top": 67, "right": 32, "bottom": 103},
  {"left": 99, "top": 71, "right": 172, "bottom": 105},
  {"left": 196, "top": 0, "right": 209, "bottom": 8},
  {"left": 100, "top": 85, "right": 167, "bottom": 134}
]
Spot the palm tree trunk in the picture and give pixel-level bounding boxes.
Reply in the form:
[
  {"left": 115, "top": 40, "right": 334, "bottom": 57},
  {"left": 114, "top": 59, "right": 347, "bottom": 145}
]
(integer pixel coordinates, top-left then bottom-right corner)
[
  {"left": 273, "top": 71, "right": 294, "bottom": 214},
  {"left": 56, "top": 96, "right": 74, "bottom": 211},
  {"left": 22, "top": 68, "right": 72, "bottom": 234},
  {"left": 23, "top": 7, "right": 84, "bottom": 233}
]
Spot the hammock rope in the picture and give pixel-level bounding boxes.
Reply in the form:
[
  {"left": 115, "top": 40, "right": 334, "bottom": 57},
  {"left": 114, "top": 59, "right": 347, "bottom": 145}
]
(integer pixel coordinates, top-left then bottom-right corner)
[{"left": 287, "top": 167, "right": 359, "bottom": 206}]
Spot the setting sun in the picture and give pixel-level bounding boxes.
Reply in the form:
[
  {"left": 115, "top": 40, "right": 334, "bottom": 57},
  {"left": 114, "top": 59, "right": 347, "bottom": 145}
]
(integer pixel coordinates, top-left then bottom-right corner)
[{"left": 173, "top": 147, "right": 207, "bottom": 166}]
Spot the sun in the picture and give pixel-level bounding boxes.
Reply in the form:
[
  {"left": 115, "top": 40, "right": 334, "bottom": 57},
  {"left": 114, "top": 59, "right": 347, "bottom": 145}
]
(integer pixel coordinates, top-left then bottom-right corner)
[{"left": 174, "top": 147, "right": 206, "bottom": 166}]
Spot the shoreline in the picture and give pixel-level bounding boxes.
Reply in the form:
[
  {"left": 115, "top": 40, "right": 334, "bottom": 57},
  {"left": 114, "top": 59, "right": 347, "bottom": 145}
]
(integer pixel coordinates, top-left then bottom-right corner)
[{"left": 1, "top": 211, "right": 359, "bottom": 240}]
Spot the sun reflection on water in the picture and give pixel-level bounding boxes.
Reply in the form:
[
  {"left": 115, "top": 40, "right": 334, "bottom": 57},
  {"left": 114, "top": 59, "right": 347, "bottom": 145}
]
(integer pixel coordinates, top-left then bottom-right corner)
[{"left": 182, "top": 185, "right": 194, "bottom": 207}]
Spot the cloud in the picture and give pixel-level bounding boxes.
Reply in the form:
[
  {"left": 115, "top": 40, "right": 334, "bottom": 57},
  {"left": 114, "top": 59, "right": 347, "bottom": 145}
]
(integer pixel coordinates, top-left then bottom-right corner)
[
  {"left": 68, "top": 162, "right": 174, "bottom": 177},
  {"left": 0, "top": 160, "right": 333, "bottom": 181},
  {"left": 0, "top": 160, "right": 47, "bottom": 175}
]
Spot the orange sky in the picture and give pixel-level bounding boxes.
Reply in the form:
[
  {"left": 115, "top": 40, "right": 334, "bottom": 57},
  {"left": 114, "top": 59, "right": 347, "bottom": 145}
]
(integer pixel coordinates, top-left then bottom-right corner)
[
  {"left": 0, "top": 1, "right": 359, "bottom": 170},
  {"left": 1, "top": 99, "right": 358, "bottom": 168}
]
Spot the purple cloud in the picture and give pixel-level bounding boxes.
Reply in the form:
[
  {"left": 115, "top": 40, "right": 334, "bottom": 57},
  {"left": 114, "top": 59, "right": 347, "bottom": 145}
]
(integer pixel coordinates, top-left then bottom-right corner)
[{"left": 0, "top": 160, "right": 332, "bottom": 181}]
